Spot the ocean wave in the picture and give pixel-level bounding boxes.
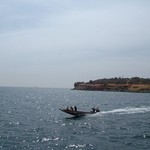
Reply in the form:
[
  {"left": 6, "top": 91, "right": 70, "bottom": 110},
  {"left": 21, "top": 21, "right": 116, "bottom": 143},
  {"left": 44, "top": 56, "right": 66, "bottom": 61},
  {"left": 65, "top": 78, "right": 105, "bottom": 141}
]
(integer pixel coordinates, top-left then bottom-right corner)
[
  {"left": 132, "top": 134, "right": 150, "bottom": 139},
  {"left": 101, "top": 106, "right": 150, "bottom": 115}
]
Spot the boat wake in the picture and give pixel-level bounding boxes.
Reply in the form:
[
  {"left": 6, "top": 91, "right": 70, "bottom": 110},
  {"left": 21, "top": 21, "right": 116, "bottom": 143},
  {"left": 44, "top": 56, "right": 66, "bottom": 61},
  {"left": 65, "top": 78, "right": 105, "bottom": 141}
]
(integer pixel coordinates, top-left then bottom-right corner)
[{"left": 94, "top": 106, "right": 150, "bottom": 116}]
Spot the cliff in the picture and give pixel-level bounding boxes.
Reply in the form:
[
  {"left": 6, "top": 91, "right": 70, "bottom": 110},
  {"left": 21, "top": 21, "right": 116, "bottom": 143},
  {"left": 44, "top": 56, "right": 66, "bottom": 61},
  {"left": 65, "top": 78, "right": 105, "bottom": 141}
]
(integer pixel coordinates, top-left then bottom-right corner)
[{"left": 73, "top": 77, "right": 150, "bottom": 93}]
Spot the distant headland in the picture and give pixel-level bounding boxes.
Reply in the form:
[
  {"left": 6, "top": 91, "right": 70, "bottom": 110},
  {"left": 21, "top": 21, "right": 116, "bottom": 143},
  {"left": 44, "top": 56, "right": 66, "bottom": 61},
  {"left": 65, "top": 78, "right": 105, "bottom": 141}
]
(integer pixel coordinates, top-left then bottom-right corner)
[{"left": 73, "top": 77, "right": 150, "bottom": 93}]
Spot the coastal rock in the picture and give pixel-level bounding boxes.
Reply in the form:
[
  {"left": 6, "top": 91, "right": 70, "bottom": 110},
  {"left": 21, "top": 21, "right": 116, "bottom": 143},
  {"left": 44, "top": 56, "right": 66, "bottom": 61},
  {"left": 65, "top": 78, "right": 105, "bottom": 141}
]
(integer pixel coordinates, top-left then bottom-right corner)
[{"left": 74, "top": 77, "right": 150, "bottom": 93}]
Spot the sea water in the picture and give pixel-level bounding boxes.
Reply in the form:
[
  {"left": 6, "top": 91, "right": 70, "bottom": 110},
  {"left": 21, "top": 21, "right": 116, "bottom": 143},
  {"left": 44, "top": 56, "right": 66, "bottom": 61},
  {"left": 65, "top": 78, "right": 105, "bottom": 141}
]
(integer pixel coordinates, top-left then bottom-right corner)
[{"left": 0, "top": 87, "right": 150, "bottom": 150}]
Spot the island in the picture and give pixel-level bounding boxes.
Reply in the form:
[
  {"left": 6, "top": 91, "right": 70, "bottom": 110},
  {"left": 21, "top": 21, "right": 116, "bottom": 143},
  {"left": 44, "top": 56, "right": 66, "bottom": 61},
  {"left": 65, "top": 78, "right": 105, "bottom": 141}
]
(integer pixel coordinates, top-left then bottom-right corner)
[{"left": 73, "top": 77, "right": 150, "bottom": 93}]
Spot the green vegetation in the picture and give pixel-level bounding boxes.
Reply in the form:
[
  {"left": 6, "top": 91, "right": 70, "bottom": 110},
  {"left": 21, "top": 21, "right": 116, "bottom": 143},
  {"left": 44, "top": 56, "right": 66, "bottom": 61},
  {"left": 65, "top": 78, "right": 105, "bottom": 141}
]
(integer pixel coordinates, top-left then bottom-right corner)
[{"left": 74, "top": 77, "right": 150, "bottom": 93}]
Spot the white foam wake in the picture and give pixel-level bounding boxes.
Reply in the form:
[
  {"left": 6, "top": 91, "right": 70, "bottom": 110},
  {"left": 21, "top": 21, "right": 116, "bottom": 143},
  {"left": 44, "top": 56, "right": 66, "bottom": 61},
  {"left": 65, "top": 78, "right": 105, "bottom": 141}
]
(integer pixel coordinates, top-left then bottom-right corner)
[{"left": 100, "top": 106, "right": 150, "bottom": 115}]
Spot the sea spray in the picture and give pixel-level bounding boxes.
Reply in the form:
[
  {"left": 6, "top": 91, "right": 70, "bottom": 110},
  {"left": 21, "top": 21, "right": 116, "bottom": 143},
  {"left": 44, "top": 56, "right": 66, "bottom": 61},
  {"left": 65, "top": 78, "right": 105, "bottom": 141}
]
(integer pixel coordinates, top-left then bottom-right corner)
[{"left": 101, "top": 106, "right": 150, "bottom": 115}]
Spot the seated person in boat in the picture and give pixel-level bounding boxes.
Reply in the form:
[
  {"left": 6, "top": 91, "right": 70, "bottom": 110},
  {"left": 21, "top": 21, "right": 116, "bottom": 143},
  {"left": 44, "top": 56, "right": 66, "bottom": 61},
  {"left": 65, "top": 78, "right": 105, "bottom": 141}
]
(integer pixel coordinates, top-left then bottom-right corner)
[
  {"left": 66, "top": 106, "right": 77, "bottom": 111},
  {"left": 70, "top": 106, "right": 73, "bottom": 111},
  {"left": 91, "top": 107, "right": 96, "bottom": 113},
  {"left": 91, "top": 107, "right": 100, "bottom": 113},
  {"left": 96, "top": 107, "right": 100, "bottom": 112}
]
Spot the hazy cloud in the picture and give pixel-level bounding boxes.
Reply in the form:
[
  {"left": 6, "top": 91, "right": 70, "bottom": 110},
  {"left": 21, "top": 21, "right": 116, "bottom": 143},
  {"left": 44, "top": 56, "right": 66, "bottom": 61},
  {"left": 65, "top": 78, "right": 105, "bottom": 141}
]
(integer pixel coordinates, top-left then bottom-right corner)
[{"left": 0, "top": 0, "right": 150, "bottom": 87}]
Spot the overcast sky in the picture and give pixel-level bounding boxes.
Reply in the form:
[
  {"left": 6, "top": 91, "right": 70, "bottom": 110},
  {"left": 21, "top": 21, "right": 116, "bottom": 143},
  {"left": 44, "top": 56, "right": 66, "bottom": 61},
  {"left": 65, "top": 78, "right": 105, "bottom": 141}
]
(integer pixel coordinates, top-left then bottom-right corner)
[{"left": 0, "top": 0, "right": 150, "bottom": 88}]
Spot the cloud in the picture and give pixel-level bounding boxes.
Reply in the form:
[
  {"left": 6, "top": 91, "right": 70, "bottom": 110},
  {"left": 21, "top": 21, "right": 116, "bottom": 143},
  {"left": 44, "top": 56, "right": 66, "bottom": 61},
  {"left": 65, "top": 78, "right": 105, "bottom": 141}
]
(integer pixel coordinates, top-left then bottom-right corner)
[
  {"left": 1, "top": 0, "right": 150, "bottom": 54},
  {"left": 1, "top": 0, "right": 150, "bottom": 63},
  {"left": 0, "top": 0, "right": 150, "bottom": 87}
]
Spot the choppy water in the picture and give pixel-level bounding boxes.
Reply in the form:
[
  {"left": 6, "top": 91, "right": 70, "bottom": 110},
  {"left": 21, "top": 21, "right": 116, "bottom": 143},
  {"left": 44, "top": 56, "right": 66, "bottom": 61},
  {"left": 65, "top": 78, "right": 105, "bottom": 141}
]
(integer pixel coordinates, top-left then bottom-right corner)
[{"left": 0, "top": 87, "right": 150, "bottom": 150}]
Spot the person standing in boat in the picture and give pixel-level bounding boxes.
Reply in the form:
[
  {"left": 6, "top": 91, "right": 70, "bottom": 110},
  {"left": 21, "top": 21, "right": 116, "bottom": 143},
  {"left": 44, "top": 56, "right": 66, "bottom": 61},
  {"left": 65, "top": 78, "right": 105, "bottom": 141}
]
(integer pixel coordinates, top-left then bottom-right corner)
[{"left": 74, "top": 105, "right": 77, "bottom": 111}]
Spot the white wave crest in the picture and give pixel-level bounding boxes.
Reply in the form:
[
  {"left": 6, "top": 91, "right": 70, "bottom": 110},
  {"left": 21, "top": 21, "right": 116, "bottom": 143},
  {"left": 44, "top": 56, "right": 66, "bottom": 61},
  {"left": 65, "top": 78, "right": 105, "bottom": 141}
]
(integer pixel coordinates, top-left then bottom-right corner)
[{"left": 101, "top": 106, "right": 150, "bottom": 115}]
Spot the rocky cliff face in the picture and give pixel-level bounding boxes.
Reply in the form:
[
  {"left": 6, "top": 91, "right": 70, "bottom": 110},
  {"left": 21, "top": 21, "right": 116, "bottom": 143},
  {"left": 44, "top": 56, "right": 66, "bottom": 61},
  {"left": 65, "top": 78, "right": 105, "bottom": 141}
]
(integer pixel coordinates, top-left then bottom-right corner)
[{"left": 73, "top": 77, "right": 150, "bottom": 92}]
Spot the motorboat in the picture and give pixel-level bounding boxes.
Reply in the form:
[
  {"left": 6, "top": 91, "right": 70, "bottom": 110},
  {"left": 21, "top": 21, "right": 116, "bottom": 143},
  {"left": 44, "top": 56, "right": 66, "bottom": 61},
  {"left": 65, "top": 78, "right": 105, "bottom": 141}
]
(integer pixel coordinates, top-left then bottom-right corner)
[{"left": 59, "top": 108, "right": 100, "bottom": 117}]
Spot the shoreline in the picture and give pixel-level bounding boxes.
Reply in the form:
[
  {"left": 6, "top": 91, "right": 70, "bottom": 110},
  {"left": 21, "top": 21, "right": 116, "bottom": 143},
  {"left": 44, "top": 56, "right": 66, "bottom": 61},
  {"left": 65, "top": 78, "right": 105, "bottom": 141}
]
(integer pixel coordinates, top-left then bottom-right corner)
[{"left": 73, "top": 77, "right": 150, "bottom": 93}]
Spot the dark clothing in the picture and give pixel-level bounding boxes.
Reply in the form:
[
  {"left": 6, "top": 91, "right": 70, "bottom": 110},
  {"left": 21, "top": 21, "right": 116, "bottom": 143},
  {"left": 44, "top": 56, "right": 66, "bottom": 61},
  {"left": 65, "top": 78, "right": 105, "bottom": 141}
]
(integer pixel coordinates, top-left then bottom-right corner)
[
  {"left": 92, "top": 108, "right": 96, "bottom": 113},
  {"left": 96, "top": 107, "right": 100, "bottom": 112},
  {"left": 70, "top": 107, "right": 73, "bottom": 111},
  {"left": 96, "top": 108, "right": 100, "bottom": 112},
  {"left": 74, "top": 106, "right": 77, "bottom": 111}
]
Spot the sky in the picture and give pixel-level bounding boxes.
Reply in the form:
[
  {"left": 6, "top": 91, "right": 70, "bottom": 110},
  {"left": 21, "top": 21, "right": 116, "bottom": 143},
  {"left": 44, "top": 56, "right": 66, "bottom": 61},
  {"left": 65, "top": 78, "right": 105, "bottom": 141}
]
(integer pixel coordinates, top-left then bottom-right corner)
[{"left": 0, "top": 0, "right": 150, "bottom": 88}]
